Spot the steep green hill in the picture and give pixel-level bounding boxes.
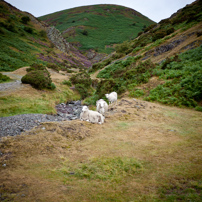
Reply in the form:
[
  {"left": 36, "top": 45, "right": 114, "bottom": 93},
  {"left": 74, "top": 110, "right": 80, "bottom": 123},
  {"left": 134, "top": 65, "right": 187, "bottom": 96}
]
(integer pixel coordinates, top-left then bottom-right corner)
[
  {"left": 85, "top": 0, "right": 202, "bottom": 110},
  {"left": 39, "top": 4, "right": 155, "bottom": 53},
  {"left": 0, "top": 0, "right": 91, "bottom": 71}
]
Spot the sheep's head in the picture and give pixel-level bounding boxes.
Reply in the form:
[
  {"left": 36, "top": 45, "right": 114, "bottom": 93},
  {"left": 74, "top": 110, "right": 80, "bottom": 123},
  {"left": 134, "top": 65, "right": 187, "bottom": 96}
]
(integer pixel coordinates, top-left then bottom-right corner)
[
  {"left": 105, "top": 94, "right": 109, "bottom": 98},
  {"left": 99, "top": 102, "right": 105, "bottom": 108},
  {"left": 82, "top": 106, "right": 88, "bottom": 112}
]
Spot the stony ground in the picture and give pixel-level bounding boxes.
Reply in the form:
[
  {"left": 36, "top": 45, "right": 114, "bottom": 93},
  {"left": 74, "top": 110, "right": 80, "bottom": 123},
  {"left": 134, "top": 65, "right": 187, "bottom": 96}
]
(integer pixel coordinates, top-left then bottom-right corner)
[{"left": 0, "top": 101, "right": 83, "bottom": 138}]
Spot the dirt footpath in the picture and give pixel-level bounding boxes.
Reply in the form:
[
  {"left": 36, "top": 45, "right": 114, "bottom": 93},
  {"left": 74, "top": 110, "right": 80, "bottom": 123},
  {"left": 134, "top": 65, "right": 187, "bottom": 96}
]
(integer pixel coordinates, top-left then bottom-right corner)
[{"left": 0, "top": 67, "right": 69, "bottom": 97}]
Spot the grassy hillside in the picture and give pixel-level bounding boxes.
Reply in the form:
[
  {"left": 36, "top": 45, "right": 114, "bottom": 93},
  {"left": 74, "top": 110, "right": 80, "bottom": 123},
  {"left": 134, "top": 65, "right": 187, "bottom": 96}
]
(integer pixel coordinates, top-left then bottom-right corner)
[
  {"left": 39, "top": 4, "right": 155, "bottom": 53},
  {"left": 85, "top": 0, "right": 202, "bottom": 110},
  {"left": 1, "top": 1, "right": 202, "bottom": 201},
  {"left": 0, "top": 0, "right": 91, "bottom": 72},
  {"left": 1, "top": 98, "right": 202, "bottom": 201}
]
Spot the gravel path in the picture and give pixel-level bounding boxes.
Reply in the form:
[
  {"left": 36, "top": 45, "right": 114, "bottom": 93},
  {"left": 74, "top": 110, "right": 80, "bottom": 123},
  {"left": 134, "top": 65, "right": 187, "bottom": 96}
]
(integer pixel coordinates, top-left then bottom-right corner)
[
  {"left": 0, "top": 101, "right": 83, "bottom": 139},
  {"left": 0, "top": 80, "right": 22, "bottom": 92}
]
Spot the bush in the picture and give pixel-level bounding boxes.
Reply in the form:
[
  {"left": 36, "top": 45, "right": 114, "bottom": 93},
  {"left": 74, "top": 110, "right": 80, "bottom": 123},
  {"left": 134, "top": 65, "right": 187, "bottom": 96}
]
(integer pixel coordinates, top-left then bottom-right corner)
[
  {"left": 146, "top": 46, "right": 202, "bottom": 107},
  {"left": 161, "top": 55, "right": 181, "bottom": 70},
  {"left": 46, "top": 63, "right": 59, "bottom": 72},
  {"left": 137, "top": 31, "right": 143, "bottom": 36},
  {"left": 166, "top": 27, "right": 175, "bottom": 35},
  {"left": 6, "top": 24, "right": 16, "bottom": 32},
  {"left": 152, "top": 30, "right": 167, "bottom": 42},
  {"left": 21, "top": 69, "right": 52, "bottom": 90},
  {"left": 62, "top": 80, "right": 72, "bottom": 86},
  {"left": 115, "top": 41, "right": 130, "bottom": 54},
  {"left": 195, "top": 106, "right": 202, "bottom": 112},
  {"left": 0, "top": 27, "right": 5, "bottom": 35},
  {"left": 70, "top": 71, "right": 92, "bottom": 88},
  {"left": 21, "top": 16, "right": 30, "bottom": 24},
  {"left": 50, "top": 82, "right": 56, "bottom": 90},
  {"left": 75, "top": 83, "right": 89, "bottom": 99},
  {"left": 26, "top": 63, "right": 46, "bottom": 72},
  {"left": 24, "top": 26, "right": 33, "bottom": 34},
  {"left": 39, "top": 30, "right": 47, "bottom": 38},
  {"left": 143, "top": 24, "right": 156, "bottom": 32},
  {"left": 129, "top": 89, "right": 144, "bottom": 98},
  {"left": 81, "top": 30, "right": 88, "bottom": 36},
  {"left": 196, "top": 31, "right": 202, "bottom": 37},
  {"left": 91, "top": 79, "right": 99, "bottom": 88},
  {"left": 83, "top": 94, "right": 99, "bottom": 105},
  {"left": 95, "top": 79, "right": 117, "bottom": 99}
]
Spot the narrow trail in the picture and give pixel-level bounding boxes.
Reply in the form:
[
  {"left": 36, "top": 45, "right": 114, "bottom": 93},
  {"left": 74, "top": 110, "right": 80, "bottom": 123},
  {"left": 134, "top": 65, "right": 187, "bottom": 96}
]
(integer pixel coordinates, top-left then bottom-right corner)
[
  {"left": 90, "top": 54, "right": 131, "bottom": 80},
  {"left": 0, "top": 67, "right": 68, "bottom": 96},
  {"left": 0, "top": 72, "right": 24, "bottom": 96}
]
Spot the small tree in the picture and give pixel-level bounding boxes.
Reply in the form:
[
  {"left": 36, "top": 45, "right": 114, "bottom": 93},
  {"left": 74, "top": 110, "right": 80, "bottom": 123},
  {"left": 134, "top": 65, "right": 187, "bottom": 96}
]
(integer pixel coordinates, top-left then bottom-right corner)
[
  {"left": 21, "top": 16, "right": 30, "bottom": 24},
  {"left": 22, "top": 63, "right": 54, "bottom": 90}
]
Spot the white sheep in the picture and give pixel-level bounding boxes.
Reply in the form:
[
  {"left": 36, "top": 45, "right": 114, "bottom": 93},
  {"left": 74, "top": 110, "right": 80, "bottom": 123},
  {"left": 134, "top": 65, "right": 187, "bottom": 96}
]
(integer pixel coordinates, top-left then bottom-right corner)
[
  {"left": 105, "top": 92, "right": 117, "bottom": 106},
  {"left": 80, "top": 106, "right": 105, "bottom": 124},
  {"left": 96, "top": 99, "right": 108, "bottom": 116}
]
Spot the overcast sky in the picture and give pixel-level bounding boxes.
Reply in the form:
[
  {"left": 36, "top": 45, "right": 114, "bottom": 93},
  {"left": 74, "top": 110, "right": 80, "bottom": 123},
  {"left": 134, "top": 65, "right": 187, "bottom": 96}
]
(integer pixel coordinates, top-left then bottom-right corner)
[{"left": 5, "top": 0, "right": 195, "bottom": 22}]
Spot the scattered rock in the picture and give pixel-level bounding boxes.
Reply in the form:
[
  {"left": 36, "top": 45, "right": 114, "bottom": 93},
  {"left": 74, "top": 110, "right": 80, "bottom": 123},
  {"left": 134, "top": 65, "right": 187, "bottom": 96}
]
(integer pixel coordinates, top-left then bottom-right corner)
[{"left": 0, "top": 101, "right": 84, "bottom": 139}]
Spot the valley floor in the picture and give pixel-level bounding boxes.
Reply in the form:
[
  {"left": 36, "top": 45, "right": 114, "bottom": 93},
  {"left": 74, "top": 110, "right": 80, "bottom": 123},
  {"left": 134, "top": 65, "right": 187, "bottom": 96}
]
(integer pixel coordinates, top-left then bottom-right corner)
[{"left": 0, "top": 97, "right": 202, "bottom": 201}]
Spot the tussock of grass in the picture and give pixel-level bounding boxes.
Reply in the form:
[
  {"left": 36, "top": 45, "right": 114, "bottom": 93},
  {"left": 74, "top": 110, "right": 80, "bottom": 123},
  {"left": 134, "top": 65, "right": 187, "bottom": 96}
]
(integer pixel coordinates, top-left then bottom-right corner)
[{"left": 58, "top": 156, "right": 142, "bottom": 182}]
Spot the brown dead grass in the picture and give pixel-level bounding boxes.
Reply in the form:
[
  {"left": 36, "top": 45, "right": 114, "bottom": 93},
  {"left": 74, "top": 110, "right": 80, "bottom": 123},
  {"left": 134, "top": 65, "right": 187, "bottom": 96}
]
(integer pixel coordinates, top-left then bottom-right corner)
[{"left": 1, "top": 98, "right": 202, "bottom": 201}]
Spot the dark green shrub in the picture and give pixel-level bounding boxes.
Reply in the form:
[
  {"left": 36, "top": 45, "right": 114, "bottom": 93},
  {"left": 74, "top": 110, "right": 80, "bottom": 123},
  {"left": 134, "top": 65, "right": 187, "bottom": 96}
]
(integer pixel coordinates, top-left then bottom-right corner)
[
  {"left": 111, "top": 52, "right": 125, "bottom": 59},
  {"left": 95, "top": 79, "right": 117, "bottom": 99},
  {"left": 66, "top": 69, "right": 74, "bottom": 73},
  {"left": 115, "top": 41, "right": 130, "bottom": 54},
  {"left": 0, "top": 27, "right": 5, "bottom": 35},
  {"left": 143, "top": 24, "right": 156, "bottom": 33},
  {"left": 122, "top": 60, "right": 155, "bottom": 85},
  {"left": 146, "top": 45, "right": 202, "bottom": 107},
  {"left": 75, "top": 83, "right": 89, "bottom": 99},
  {"left": 26, "top": 63, "right": 46, "bottom": 72},
  {"left": 197, "top": 31, "right": 202, "bottom": 37},
  {"left": 137, "top": 31, "right": 143, "bottom": 36},
  {"left": 24, "top": 26, "right": 33, "bottom": 34},
  {"left": 39, "top": 30, "right": 47, "bottom": 38},
  {"left": 129, "top": 89, "right": 144, "bottom": 98},
  {"left": 195, "top": 106, "right": 202, "bottom": 112},
  {"left": 70, "top": 71, "right": 92, "bottom": 88},
  {"left": 6, "top": 24, "right": 16, "bottom": 32},
  {"left": 46, "top": 63, "right": 59, "bottom": 72},
  {"left": 0, "top": 73, "right": 11, "bottom": 83},
  {"left": 161, "top": 55, "right": 181, "bottom": 70},
  {"left": 166, "top": 27, "right": 175, "bottom": 35},
  {"left": 159, "top": 19, "right": 171, "bottom": 25},
  {"left": 21, "top": 16, "right": 30, "bottom": 24},
  {"left": 62, "top": 80, "right": 72, "bottom": 86},
  {"left": 21, "top": 70, "right": 52, "bottom": 90},
  {"left": 152, "top": 30, "right": 167, "bottom": 41},
  {"left": 92, "top": 79, "right": 99, "bottom": 88},
  {"left": 81, "top": 30, "right": 88, "bottom": 36},
  {"left": 50, "top": 82, "right": 56, "bottom": 90}
]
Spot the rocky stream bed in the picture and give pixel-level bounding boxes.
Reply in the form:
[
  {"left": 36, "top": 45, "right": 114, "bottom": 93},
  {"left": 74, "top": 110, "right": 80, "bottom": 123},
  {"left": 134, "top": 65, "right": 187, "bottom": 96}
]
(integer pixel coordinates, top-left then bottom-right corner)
[{"left": 0, "top": 101, "right": 83, "bottom": 139}]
